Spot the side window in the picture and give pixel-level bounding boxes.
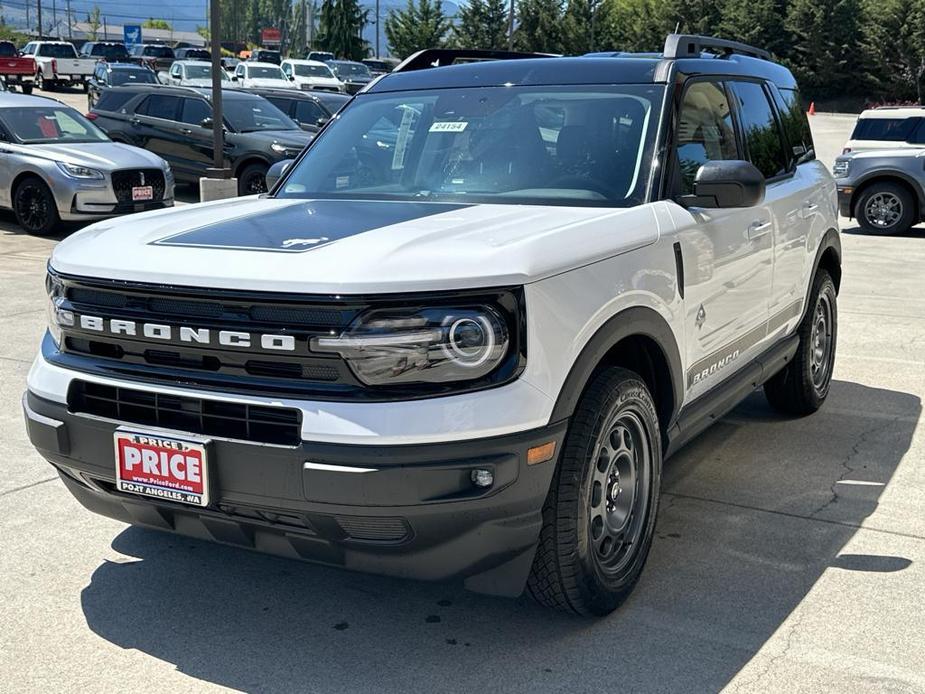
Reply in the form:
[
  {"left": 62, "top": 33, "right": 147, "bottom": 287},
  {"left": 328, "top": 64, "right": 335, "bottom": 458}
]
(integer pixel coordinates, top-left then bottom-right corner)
[
  {"left": 676, "top": 80, "right": 739, "bottom": 194},
  {"left": 265, "top": 97, "right": 291, "bottom": 115},
  {"left": 170, "top": 64, "right": 181, "bottom": 78},
  {"left": 772, "top": 87, "right": 816, "bottom": 165},
  {"left": 22, "top": 43, "right": 34, "bottom": 55},
  {"left": 138, "top": 95, "right": 179, "bottom": 120},
  {"left": 295, "top": 100, "right": 326, "bottom": 125},
  {"left": 910, "top": 120, "right": 925, "bottom": 145},
  {"left": 282, "top": 62, "right": 291, "bottom": 76},
  {"left": 235, "top": 65, "right": 245, "bottom": 78},
  {"left": 180, "top": 98, "right": 212, "bottom": 126},
  {"left": 730, "top": 81, "right": 788, "bottom": 179}
]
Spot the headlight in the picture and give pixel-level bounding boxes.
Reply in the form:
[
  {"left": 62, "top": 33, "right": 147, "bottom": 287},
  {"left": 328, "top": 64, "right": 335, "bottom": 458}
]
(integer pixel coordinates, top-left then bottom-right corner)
[
  {"left": 271, "top": 142, "right": 300, "bottom": 156},
  {"left": 45, "top": 273, "right": 73, "bottom": 347},
  {"left": 312, "top": 306, "right": 510, "bottom": 385},
  {"left": 56, "top": 162, "right": 104, "bottom": 180},
  {"left": 832, "top": 160, "right": 850, "bottom": 178}
]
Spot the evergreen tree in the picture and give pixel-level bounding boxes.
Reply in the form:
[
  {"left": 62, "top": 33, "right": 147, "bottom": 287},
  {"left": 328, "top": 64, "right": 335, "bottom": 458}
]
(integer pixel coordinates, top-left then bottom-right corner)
[
  {"left": 785, "top": 0, "right": 864, "bottom": 99},
  {"left": 385, "top": 0, "right": 452, "bottom": 58},
  {"left": 317, "top": 0, "right": 370, "bottom": 60},
  {"left": 719, "top": 0, "right": 789, "bottom": 59},
  {"left": 515, "top": 0, "right": 564, "bottom": 53},
  {"left": 598, "top": 0, "right": 667, "bottom": 53},
  {"left": 562, "top": 0, "right": 594, "bottom": 54},
  {"left": 859, "top": 0, "right": 925, "bottom": 102},
  {"left": 453, "top": 0, "right": 510, "bottom": 50},
  {"left": 660, "top": 0, "right": 723, "bottom": 37}
]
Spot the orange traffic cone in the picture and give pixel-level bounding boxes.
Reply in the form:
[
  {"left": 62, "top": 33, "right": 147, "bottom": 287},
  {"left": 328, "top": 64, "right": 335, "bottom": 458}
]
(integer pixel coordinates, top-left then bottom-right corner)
[{"left": 808, "top": 102, "right": 816, "bottom": 116}]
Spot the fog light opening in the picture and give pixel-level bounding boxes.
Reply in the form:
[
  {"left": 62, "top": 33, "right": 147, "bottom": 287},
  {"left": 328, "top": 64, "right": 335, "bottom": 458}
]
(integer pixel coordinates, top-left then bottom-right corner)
[
  {"left": 470, "top": 468, "right": 494, "bottom": 488},
  {"left": 527, "top": 441, "right": 557, "bottom": 466}
]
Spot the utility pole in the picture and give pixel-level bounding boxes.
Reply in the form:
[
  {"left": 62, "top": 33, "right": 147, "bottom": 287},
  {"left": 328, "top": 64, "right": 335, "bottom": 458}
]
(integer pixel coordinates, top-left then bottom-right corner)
[
  {"left": 507, "top": 0, "right": 514, "bottom": 50},
  {"left": 201, "top": 0, "right": 236, "bottom": 201},
  {"left": 37, "top": 0, "right": 43, "bottom": 38},
  {"left": 66, "top": 0, "right": 72, "bottom": 40},
  {"left": 375, "top": 0, "right": 379, "bottom": 57},
  {"left": 51, "top": 0, "right": 57, "bottom": 38},
  {"left": 102, "top": 16, "right": 107, "bottom": 40}
]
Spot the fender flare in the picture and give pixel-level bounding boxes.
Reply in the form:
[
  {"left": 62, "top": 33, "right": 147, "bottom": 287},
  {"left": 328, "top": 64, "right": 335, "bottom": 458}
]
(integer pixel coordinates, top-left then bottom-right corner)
[{"left": 549, "top": 306, "right": 684, "bottom": 427}]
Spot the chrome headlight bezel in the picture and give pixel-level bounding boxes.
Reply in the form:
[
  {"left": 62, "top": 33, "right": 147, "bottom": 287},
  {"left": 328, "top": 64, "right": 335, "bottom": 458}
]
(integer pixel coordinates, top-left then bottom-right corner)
[
  {"left": 311, "top": 290, "right": 526, "bottom": 390},
  {"left": 56, "top": 162, "right": 105, "bottom": 180},
  {"left": 45, "top": 272, "right": 73, "bottom": 347},
  {"left": 832, "top": 159, "right": 850, "bottom": 178}
]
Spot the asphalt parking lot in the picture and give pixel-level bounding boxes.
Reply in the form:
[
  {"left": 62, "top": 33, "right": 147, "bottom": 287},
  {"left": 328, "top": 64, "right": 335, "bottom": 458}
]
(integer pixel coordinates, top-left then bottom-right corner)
[{"left": 1, "top": 98, "right": 924, "bottom": 693}]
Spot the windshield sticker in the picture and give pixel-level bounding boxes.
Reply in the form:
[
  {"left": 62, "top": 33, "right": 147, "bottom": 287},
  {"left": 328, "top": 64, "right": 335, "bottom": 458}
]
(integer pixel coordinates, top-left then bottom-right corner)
[
  {"left": 429, "top": 121, "right": 468, "bottom": 133},
  {"left": 151, "top": 200, "right": 471, "bottom": 253},
  {"left": 391, "top": 106, "right": 417, "bottom": 170}
]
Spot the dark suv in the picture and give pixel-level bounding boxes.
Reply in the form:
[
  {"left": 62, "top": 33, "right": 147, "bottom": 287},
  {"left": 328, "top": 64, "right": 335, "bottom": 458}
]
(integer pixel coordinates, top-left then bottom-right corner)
[
  {"left": 249, "top": 49, "right": 281, "bottom": 65},
  {"left": 129, "top": 44, "right": 176, "bottom": 72},
  {"left": 246, "top": 87, "right": 335, "bottom": 131},
  {"left": 86, "top": 62, "right": 158, "bottom": 109},
  {"left": 80, "top": 41, "right": 131, "bottom": 62},
  {"left": 89, "top": 85, "right": 312, "bottom": 195},
  {"left": 175, "top": 47, "right": 211, "bottom": 61}
]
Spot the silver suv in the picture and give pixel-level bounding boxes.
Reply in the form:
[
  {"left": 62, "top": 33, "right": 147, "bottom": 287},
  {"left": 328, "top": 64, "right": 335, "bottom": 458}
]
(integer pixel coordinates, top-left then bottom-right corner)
[{"left": 834, "top": 148, "right": 925, "bottom": 234}]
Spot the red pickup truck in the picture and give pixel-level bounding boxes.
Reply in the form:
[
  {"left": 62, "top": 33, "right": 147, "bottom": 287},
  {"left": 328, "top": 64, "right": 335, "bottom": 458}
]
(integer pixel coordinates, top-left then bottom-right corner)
[{"left": 0, "top": 41, "right": 36, "bottom": 93}]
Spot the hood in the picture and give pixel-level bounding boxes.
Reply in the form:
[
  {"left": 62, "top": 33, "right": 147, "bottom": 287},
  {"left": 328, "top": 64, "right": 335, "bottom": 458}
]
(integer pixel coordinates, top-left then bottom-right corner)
[
  {"left": 295, "top": 76, "right": 340, "bottom": 86},
  {"left": 238, "top": 129, "right": 313, "bottom": 148},
  {"left": 245, "top": 78, "right": 294, "bottom": 89},
  {"left": 50, "top": 198, "right": 659, "bottom": 294},
  {"left": 13, "top": 141, "right": 165, "bottom": 169},
  {"left": 841, "top": 147, "right": 925, "bottom": 160},
  {"left": 182, "top": 78, "right": 226, "bottom": 87}
]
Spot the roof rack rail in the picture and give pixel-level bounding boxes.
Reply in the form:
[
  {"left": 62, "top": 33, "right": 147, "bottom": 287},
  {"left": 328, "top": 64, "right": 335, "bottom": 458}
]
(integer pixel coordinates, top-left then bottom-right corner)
[
  {"left": 392, "top": 48, "right": 555, "bottom": 73},
  {"left": 663, "top": 34, "right": 771, "bottom": 61}
]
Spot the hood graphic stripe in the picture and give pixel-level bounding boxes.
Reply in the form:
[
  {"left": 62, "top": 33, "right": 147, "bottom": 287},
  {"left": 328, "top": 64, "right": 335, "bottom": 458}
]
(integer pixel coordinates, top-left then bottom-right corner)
[{"left": 152, "top": 200, "right": 470, "bottom": 253}]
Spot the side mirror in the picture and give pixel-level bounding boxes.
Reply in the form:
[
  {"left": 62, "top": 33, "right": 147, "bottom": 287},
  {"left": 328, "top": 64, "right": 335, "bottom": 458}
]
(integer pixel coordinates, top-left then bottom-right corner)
[
  {"left": 199, "top": 117, "right": 213, "bottom": 129},
  {"left": 288, "top": 75, "right": 295, "bottom": 81},
  {"left": 682, "top": 160, "right": 765, "bottom": 209},
  {"left": 266, "top": 159, "right": 293, "bottom": 190},
  {"left": 316, "top": 116, "right": 330, "bottom": 127},
  {"left": 231, "top": 75, "right": 238, "bottom": 81}
]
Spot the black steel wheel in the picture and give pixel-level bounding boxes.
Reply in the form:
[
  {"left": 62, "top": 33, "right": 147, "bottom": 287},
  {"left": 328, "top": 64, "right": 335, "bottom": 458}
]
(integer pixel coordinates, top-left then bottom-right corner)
[
  {"left": 765, "top": 268, "right": 838, "bottom": 415},
  {"left": 528, "top": 367, "right": 661, "bottom": 616},
  {"left": 237, "top": 163, "right": 269, "bottom": 196},
  {"left": 14, "top": 177, "right": 60, "bottom": 236}
]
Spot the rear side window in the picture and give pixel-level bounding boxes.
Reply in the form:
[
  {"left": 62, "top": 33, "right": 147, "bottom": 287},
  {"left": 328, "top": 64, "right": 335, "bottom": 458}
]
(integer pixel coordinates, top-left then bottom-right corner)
[
  {"left": 95, "top": 90, "right": 135, "bottom": 112},
  {"left": 774, "top": 87, "right": 815, "bottom": 165},
  {"left": 729, "top": 81, "right": 787, "bottom": 179},
  {"left": 180, "top": 98, "right": 211, "bottom": 126},
  {"left": 851, "top": 117, "right": 920, "bottom": 142},
  {"left": 295, "top": 100, "right": 327, "bottom": 124},
  {"left": 137, "top": 94, "right": 180, "bottom": 120}
]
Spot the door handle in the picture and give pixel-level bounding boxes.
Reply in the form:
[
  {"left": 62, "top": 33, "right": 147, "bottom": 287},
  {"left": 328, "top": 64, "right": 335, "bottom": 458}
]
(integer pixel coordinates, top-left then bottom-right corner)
[
  {"left": 802, "top": 201, "right": 819, "bottom": 218},
  {"left": 747, "top": 220, "right": 772, "bottom": 239},
  {"left": 180, "top": 128, "right": 192, "bottom": 135},
  {"left": 130, "top": 117, "right": 141, "bottom": 127}
]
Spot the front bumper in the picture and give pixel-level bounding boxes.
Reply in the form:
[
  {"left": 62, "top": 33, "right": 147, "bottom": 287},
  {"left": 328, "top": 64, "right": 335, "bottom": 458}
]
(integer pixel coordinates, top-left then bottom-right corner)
[
  {"left": 836, "top": 185, "right": 854, "bottom": 218},
  {"left": 23, "top": 390, "right": 567, "bottom": 596},
  {"left": 50, "top": 175, "right": 175, "bottom": 221}
]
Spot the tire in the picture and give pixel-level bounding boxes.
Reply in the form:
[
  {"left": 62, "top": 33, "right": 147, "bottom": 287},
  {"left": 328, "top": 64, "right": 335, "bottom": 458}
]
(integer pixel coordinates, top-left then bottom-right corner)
[
  {"left": 237, "top": 163, "right": 269, "bottom": 196},
  {"left": 21, "top": 83, "right": 33, "bottom": 95},
  {"left": 82, "top": 81, "right": 89, "bottom": 93},
  {"left": 764, "top": 269, "right": 837, "bottom": 416},
  {"left": 855, "top": 182, "right": 916, "bottom": 235},
  {"left": 527, "top": 367, "right": 662, "bottom": 616},
  {"left": 13, "top": 177, "right": 61, "bottom": 236},
  {"left": 35, "top": 71, "right": 44, "bottom": 90}
]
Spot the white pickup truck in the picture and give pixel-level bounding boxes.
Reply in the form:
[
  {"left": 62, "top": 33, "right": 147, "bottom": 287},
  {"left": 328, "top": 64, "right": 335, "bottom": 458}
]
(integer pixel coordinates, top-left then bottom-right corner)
[{"left": 21, "top": 41, "right": 96, "bottom": 91}]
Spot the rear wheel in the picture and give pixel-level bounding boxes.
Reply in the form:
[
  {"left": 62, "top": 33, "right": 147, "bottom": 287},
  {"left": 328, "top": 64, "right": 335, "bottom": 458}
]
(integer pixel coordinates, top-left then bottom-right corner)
[
  {"left": 237, "top": 163, "right": 269, "bottom": 196},
  {"left": 855, "top": 183, "right": 916, "bottom": 235},
  {"left": 765, "top": 269, "right": 837, "bottom": 415},
  {"left": 21, "top": 83, "right": 33, "bottom": 95},
  {"left": 527, "top": 367, "right": 661, "bottom": 616},
  {"left": 13, "top": 177, "right": 61, "bottom": 236}
]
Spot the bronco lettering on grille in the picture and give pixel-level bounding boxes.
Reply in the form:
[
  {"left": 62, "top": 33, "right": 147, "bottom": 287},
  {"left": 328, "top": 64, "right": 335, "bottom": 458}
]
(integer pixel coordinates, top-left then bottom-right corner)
[{"left": 76, "top": 315, "right": 298, "bottom": 352}]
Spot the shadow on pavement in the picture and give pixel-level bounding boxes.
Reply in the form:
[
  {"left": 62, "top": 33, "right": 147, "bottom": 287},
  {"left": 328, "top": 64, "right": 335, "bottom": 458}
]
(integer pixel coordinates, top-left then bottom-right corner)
[{"left": 80, "top": 380, "right": 919, "bottom": 693}]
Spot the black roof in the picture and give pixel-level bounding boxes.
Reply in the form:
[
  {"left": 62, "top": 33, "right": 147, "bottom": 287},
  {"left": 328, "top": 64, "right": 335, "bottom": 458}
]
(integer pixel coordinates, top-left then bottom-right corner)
[
  {"left": 367, "top": 36, "right": 797, "bottom": 94},
  {"left": 245, "top": 87, "right": 327, "bottom": 101},
  {"left": 102, "top": 85, "right": 264, "bottom": 101}
]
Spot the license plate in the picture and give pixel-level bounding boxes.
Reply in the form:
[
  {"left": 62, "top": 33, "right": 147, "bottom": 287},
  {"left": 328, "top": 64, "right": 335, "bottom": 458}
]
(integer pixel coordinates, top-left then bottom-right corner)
[
  {"left": 132, "top": 185, "right": 153, "bottom": 201},
  {"left": 114, "top": 429, "right": 210, "bottom": 507}
]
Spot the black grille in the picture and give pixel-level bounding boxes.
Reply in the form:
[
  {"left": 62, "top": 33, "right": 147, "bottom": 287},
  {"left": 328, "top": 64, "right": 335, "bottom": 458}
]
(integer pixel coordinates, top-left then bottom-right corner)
[
  {"left": 69, "top": 381, "right": 302, "bottom": 446},
  {"left": 334, "top": 515, "right": 411, "bottom": 543},
  {"left": 111, "top": 169, "right": 166, "bottom": 203}
]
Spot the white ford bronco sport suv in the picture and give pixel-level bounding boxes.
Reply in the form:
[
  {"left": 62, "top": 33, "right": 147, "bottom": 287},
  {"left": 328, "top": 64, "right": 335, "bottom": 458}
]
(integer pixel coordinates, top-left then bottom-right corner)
[{"left": 24, "top": 36, "right": 840, "bottom": 616}]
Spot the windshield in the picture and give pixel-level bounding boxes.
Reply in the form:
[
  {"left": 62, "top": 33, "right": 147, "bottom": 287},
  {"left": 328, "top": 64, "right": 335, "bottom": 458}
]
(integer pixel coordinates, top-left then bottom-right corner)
[
  {"left": 295, "top": 63, "right": 334, "bottom": 78},
  {"left": 93, "top": 44, "right": 129, "bottom": 59},
  {"left": 37, "top": 44, "right": 78, "bottom": 59},
  {"left": 277, "top": 85, "right": 662, "bottom": 207},
  {"left": 144, "top": 46, "right": 175, "bottom": 58},
  {"left": 184, "top": 50, "right": 210, "bottom": 60},
  {"left": 111, "top": 69, "right": 158, "bottom": 86},
  {"left": 1, "top": 106, "right": 110, "bottom": 144},
  {"left": 331, "top": 62, "right": 370, "bottom": 78},
  {"left": 223, "top": 98, "right": 299, "bottom": 132},
  {"left": 185, "top": 64, "right": 228, "bottom": 80},
  {"left": 248, "top": 65, "right": 286, "bottom": 80}
]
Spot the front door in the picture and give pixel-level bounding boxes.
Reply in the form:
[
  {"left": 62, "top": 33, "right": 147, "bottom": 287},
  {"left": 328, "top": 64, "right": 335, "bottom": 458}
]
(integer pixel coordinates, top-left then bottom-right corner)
[{"left": 666, "top": 79, "right": 773, "bottom": 400}]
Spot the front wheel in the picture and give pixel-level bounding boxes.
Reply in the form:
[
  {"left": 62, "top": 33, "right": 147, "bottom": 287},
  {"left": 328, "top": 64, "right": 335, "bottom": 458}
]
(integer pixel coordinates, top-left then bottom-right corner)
[
  {"left": 237, "top": 163, "right": 268, "bottom": 196},
  {"left": 764, "top": 269, "right": 837, "bottom": 415},
  {"left": 855, "top": 183, "right": 915, "bottom": 235},
  {"left": 528, "top": 367, "right": 662, "bottom": 616},
  {"left": 14, "top": 177, "right": 61, "bottom": 236}
]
